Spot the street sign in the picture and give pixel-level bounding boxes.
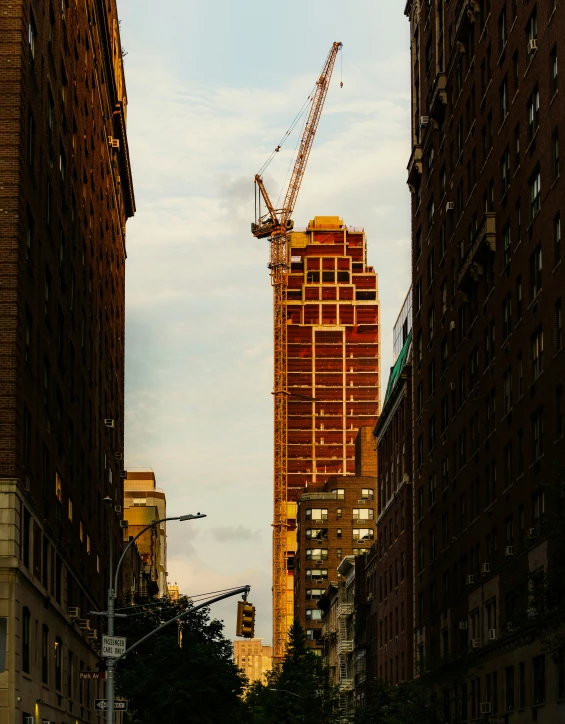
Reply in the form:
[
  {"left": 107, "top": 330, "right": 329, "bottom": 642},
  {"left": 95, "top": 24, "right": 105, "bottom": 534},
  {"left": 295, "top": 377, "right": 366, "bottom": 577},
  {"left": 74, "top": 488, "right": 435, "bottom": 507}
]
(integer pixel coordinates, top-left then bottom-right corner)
[
  {"left": 94, "top": 700, "right": 128, "bottom": 711},
  {"left": 101, "top": 635, "right": 127, "bottom": 658},
  {"left": 80, "top": 671, "right": 106, "bottom": 680}
]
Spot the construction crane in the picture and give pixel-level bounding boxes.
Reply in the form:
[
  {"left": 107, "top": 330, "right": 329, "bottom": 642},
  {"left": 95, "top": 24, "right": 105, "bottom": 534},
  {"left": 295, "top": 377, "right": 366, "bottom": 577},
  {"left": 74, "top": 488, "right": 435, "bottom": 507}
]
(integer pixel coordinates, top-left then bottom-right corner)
[{"left": 251, "top": 41, "right": 342, "bottom": 661}]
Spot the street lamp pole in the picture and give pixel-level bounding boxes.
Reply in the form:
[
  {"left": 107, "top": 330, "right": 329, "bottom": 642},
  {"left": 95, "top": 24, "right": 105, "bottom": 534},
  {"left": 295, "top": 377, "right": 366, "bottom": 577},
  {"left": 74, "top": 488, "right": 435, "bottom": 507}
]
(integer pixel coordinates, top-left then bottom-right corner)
[{"left": 101, "top": 498, "right": 206, "bottom": 724}]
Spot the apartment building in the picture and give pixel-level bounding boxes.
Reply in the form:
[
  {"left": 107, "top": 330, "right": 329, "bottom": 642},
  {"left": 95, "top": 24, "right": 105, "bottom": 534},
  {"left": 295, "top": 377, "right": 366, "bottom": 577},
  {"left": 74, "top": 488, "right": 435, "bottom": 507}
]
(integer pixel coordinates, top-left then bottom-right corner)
[
  {"left": 373, "top": 290, "right": 414, "bottom": 686},
  {"left": 0, "top": 0, "right": 134, "bottom": 721},
  {"left": 405, "top": 0, "right": 564, "bottom": 720}
]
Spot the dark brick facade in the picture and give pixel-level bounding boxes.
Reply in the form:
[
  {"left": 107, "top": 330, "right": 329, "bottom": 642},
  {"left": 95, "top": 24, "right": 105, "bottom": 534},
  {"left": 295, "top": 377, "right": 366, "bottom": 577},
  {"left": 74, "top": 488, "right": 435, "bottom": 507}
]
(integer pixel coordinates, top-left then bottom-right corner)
[
  {"left": 0, "top": 0, "right": 134, "bottom": 719},
  {"left": 374, "top": 346, "right": 414, "bottom": 684},
  {"left": 406, "top": 0, "right": 564, "bottom": 719}
]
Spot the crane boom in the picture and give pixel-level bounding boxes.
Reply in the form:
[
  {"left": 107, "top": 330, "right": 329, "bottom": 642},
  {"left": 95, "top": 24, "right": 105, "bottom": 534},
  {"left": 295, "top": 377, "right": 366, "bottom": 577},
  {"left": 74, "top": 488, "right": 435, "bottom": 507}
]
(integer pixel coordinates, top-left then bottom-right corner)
[{"left": 251, "top": 41, "right": 342, "bottom": 662}]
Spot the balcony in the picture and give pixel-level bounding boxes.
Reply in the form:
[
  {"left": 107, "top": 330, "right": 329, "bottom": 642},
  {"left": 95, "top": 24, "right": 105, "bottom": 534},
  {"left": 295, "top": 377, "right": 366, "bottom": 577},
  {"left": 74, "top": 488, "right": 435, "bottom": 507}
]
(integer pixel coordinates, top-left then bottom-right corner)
[
  {"left": 337, "top": 602, "right": 354, "bottom": 617},
  {"left": 339, "top": 679, "right": 354, "bottom": 692},
  {"left": 427, "top": 72, "right": 447, "bottom": 121},
  {"left": 407, "top": 144, "right": 422, "bottom": 190},
  {"left": 337, "top": 640, "right": 354, "bottom": 655},
  {"left": 458, "top": 212, "right": 496, "bottom": 289}
]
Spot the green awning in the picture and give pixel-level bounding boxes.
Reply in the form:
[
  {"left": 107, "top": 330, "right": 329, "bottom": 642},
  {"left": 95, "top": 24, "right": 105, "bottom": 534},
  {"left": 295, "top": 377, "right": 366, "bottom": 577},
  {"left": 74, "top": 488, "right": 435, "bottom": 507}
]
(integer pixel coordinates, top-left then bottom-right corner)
[{"left": 383, "top": 330, "right": 412, "bottom": 406}]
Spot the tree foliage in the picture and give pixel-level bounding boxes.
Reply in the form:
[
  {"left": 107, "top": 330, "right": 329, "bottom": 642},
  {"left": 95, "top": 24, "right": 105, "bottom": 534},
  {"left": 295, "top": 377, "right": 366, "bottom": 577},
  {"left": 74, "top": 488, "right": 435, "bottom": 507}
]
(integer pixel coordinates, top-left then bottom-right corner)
[
  {"left": 353, "top": 678, "right": 444, "bottom": 724},
  {"left": 115, "top": 596, "right": 248, "bottom": 724},
  {"left": 246, "top": 621, "right": 338, "bottom": 723}
]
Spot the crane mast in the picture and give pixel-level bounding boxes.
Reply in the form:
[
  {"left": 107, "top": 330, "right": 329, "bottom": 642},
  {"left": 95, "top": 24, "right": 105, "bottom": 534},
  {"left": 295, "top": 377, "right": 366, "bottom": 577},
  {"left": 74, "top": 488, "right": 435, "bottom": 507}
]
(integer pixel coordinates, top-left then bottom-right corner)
[{"left": 251, "top": 41, "right": 342, "bottom": 661}]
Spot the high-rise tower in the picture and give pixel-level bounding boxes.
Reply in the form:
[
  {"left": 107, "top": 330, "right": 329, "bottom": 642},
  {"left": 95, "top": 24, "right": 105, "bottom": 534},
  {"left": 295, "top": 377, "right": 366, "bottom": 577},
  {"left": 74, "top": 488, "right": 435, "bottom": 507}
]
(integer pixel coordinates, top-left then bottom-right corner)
[
  {"left": 0, "top": 1, "right": 134, "bottom": 721},
  {"left": 285, "top": 216, "right": 380, "bottom": 632}
]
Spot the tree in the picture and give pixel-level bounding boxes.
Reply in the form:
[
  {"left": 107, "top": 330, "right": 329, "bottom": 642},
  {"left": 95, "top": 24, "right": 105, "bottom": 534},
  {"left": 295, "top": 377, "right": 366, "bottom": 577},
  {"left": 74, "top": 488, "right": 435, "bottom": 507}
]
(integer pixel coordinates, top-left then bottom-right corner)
[
  {"left": 353, "top": 678, "right": 444, "bottom": 724},
  {"left": 115, "top": 596, "right": 249, "bottom": 724},
  {"left": 246, "top": 621, "right": 338, "bottom": 723}
]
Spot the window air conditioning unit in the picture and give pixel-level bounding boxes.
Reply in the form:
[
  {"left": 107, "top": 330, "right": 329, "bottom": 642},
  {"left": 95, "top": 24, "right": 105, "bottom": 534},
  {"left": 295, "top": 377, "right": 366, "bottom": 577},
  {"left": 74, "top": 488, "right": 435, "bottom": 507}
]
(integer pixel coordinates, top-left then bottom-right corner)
[
  {"left": 528, "top": 527, "right": 537, "bottom": 539},
  {"left": 115, "top": 504, "right": 122, "bottom": 514},
  {"left": 480, "top": 702, "right": 492, "bottom": 714},
  {"left": 420, "top": 115, "right": 430, "bottom": 128},
  {"left": 446, "top": 201, "right": 455, "bottom": 212},
  {"left": 527, "top": 38, "right": 538, "bottom": 53},
  {"left": 459, "top": 621, "right": 468, "bottom": 630},
  {"left": 104, "top": 418, "right": 115, "bottom": 429},
  {"left": 78, "top": 618, "right": 90, "bottom": 630},
  {"left": 505, "top": 545, "right": 514, "bottom": 556},
  {"left": 67, "top": 606, "right": 80, "bottom": 619},
  {"left": 120, "top": 470, "right": 128, "bottom": 479},
  {"left": 120, "top": 520, "right": 129, "bottom": 529},
  {"left": 481, "top": 562, "right": 491, "bottom": 574},
  {"left": 488, "top": 628, "right": 497, "bottom": 640},
  {"left": 449, "top": 321, "right": 456, "bottom": 331},
  {"left": 466, "top": 575, "right": 475, "bottom": 586},
  {"left": 471, "top": 638, "right": 481, "bottom": 648}
]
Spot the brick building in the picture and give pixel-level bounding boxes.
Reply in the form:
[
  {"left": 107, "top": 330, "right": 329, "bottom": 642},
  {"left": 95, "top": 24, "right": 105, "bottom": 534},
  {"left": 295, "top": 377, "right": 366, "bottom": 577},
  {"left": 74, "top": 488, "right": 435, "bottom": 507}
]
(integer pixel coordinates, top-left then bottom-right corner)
[
  {"left": 405, "top": 0, "right": 564, "bottom": 720},
  {"left": 0, "top": 0, "right": 134, "bottom": 721},
  {"left": 294, "top": 427, "right": 377, "bottom": 649},
  {"left": 373, "top": 290, "right": 414, "bottom": 685}
]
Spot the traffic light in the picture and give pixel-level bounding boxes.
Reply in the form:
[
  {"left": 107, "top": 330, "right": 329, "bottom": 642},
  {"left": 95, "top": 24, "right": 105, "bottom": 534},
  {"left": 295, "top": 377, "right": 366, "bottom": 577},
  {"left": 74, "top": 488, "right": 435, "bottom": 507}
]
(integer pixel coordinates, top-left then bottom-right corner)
[{"left": 236, "top": 601, "right": 255, "bottom": 638}]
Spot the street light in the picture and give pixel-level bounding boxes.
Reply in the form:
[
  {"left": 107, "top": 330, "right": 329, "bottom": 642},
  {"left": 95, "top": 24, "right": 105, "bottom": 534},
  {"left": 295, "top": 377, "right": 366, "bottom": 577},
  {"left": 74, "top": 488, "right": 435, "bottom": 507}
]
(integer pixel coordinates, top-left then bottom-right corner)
[{"left": 101, "top": 498, "right": 206, "bottom": 724}]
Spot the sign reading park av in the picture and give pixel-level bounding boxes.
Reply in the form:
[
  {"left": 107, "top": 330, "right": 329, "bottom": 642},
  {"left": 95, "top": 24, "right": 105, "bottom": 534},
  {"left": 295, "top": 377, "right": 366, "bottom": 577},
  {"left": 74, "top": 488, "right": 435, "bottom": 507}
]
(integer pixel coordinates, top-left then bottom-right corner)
[{"left": 101, "top": 635, "right": 126, "bottom": 658}]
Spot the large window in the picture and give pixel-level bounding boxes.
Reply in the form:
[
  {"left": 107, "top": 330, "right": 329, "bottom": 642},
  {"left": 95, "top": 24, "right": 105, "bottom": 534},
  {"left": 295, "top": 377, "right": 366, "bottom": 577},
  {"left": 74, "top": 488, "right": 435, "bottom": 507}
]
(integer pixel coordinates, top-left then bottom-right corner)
[
  {"left": 41, "top": 625, "right": 49, "bottom": 684},
  {"left": 533, "top": 655, "right": 546, "bottom": 705},
  {"left": 352, "top": 508, "right": 374, "bottom": 521},
  {"left": 306, "top": 529, "right": 326, "bottom": 540},
  {"left": 305, "top": 508, "right": 327, "bottom": 521},
  {"left": 360, "top": 488, "right": 374, "bottom": 500},
  {"left": 527, "top": 87, "right": 540, "bottom": 142},
  {"left": 22, "top": 607, "right": 31, "bottom": 674},
  {"left": 306, "top": 589, "right": 325, "bottom": 601},
  {"left": 353, "top": 529, "right": 374, "bottom": 541},
  {"left": 54, "top": 637, "right": 62, "bottom": 690},
  {"left": 306, "top": 569, "right": 328, "bottom": 581},
  {"left": 530, "top": 245, "right": 542, "bottom": 298},
  {"left": 306, "top": 608, "right": 322, "bottom": 621},
  {"left": 532, "top": 409, "right": 544, "bottom": 460},
  {"left": 531, "top": 327, "right": 543, "bottom": 381},
  {"left": 529, "top": 169, "right": 541, "bottom": 220},
  {"left": 306, "top": 549, "right": 328, "bottom": 561},
  {"left": 331, "top": 489, "right": 345, "bottom": 499}
]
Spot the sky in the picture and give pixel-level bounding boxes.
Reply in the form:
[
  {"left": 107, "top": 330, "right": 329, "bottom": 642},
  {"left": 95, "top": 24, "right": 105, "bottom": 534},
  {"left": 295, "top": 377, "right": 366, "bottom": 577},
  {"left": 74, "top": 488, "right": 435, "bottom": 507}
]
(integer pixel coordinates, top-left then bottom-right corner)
[{"left": 119, "top": 0, "right": 412, "bottom": 644}]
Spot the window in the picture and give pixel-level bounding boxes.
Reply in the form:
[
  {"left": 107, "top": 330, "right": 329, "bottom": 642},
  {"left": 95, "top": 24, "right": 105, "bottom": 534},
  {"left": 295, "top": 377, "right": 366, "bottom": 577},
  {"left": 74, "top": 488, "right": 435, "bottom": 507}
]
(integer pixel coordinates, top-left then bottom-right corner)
[
  {"left": 500, "top": 77, "right": 509, "bottom": 120},
  {"left": 518, "top": 662, "right": 525, "bottom": 708},
  {"left": 556, "top": 299, "right": 563, "bottom": 351},
  {"left": 533, "top": 655, "right": 546, "bottom": 705},
  {"left": 86, "top": 534, "right": 91, "bottom": 555},
  {"left": 306, "top": 589, "right": 324, "bottom": 601},
  {"left": 555, "top": 214, "right": 562, "bottom": 264},
  {"left": 551, "top": 44, "right": 558, "bottom": 95},
  {"left": 28, "top": 13, "right": 36, "bottom": 61},
  {"left": 360, "top": 488, "right": 374, "bottom": 500},
  {"left": 530, "top": 168, "right": 541, "bottom": 220},
  {"left": 27, "top": 111, "right": 35, "bottom": 171},
  {"left": 54, "top": 637, "right": 63, "bottom": 690},
  {"left": 553, "top": 128, "right": 560, "bottom": 180},
  {"left": 353, "top": 528, "right": 374, "bottom": 541},
  {"left": 503, "top": 368, "right": 512, "bottom": 415},
  {"left": 557, "top": 386, "right": 563, "bottom": 439},
  {"left": 306, "top": 548, "right": 328, "bottom": 561},
  {"left": 498, "top": 7, "right": 506, "bottom": 53},
  {"left": 331, "top": 489, "right": 345, "bottom": 499},
  {"left": 531, "top": 327, "right": 543, "bottom": 380},
  {"left": 503, "top": 295, "right": 512, "bottom": 340},
  {"left": 532, "top": 408, "right": 544, "bottom": 460},
  {"left": 527, "top": 86, "right": 540, "bottom": 142},
  {"left": 530, "top": 245, "right": 542, "bottom": 298},
  {"left": 22, "top": 607, "right": 31, "bottom": 674},
  {"left": 68, "top": 497, "right": 73, "bottom": 522},
  {"left": 306, "top": 569, "right": 328, "bottom": 581},
  {"left": 305, "top": 628, "right": 322, "bottom": 642},
  {"left": 55, "top": 472, "right": 62, "bottom": 503},
  {"left": 305, "top": 608, "right": 322, "bottom": 621},
  {"left": 527, "top": 7, "right": 538, "bottom": 46},
  {"left": 353, "top": 508, "right": 374, "bottom": 521},
  {"left": 41, "top": 625, "right": 49, "bottom": 684},
  {"left": 306, "top": 508, "right": 328, "bottom": 521}
]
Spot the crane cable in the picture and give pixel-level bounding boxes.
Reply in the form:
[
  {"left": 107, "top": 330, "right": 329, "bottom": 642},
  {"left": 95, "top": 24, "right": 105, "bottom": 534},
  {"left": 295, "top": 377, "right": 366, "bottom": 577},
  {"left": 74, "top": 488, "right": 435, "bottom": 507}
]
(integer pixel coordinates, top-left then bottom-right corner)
[{"left": 257, "top": 87, "right": 316, "bottom": 177}]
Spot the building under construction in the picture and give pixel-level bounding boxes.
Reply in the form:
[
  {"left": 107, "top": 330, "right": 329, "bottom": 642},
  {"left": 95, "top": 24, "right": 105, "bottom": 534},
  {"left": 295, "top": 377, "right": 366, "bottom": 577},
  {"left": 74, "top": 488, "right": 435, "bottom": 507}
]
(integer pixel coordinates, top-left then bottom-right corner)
[{"left": 284, "top": 215, "right": 380, "bottom": 630}]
